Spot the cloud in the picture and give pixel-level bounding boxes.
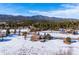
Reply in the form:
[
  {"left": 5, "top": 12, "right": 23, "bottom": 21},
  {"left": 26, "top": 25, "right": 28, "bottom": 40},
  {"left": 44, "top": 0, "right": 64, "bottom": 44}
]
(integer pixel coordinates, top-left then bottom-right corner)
[
  {"left": 60, "top": 4, "right": 78, "bottom": 9},
  {"left": 0, "top": 3, "right": 79, "bottom": 19},
  {"left": 28, "top": 4, "right": 79, "bottom": 19}
]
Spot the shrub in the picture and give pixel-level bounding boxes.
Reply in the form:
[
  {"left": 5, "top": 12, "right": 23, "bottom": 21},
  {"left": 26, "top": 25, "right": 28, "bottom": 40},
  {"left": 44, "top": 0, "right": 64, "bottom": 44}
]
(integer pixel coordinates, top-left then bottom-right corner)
[
  {"left": 6, "top": 28, "right": 10, "bottom": 36},
  {"left": 22, "top": 32, "right": 27, "bottom": 40},
  {"left": 40, "top": 39, "right": 46, "bottom": 42},
  {"left": 44, "top": 34, "right": 52, "bottom": 40},
  {"left": 14, "top": 29, "right": 16, "bottom": 34},
  {"left": 64, "top": 37, "right": 71, "bottom": 44}
]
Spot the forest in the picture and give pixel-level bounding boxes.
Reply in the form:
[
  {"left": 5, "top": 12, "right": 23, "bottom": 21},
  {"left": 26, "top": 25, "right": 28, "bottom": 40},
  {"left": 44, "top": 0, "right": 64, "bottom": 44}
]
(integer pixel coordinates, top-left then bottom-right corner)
[{"left": 0, "top": 20, "right": 79, "bottom": 31}]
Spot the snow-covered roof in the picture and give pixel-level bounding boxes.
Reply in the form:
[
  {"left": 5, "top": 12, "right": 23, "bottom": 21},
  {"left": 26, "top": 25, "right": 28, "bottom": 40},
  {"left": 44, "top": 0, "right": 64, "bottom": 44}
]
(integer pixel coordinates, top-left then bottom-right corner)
[{"left": 1, "top": 29, "right": 7, "bottom": 33}]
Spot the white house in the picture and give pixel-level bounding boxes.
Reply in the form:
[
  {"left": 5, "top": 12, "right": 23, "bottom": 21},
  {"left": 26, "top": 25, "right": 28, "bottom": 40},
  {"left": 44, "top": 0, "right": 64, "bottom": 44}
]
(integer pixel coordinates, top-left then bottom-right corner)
[
  {"left": 15, "top": 27, "right": 30, "bottom": 35},
  {"left": 9, "top": 29, "right": 15, "bottom": 34}
]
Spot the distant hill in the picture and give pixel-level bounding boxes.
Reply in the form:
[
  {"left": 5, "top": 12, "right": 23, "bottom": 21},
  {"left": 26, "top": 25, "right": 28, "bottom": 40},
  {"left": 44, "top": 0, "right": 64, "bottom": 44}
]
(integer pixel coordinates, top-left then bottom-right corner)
[{"left": 0, "top": 14, "right": 78, "bottom": 22}]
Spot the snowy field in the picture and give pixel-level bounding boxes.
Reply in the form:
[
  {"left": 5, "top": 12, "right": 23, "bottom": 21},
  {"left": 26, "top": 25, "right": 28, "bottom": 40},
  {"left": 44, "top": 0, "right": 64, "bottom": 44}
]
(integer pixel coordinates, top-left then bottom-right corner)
[{"left": 0, "top": 30, "right": 79, "bottom": 55}]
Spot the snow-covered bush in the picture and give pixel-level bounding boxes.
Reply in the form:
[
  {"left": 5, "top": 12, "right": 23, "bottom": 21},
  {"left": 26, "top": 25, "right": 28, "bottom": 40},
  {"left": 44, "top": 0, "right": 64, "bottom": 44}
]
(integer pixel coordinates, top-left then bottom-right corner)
[{"left": 22, "top": 32, "right": 27, "bottom": 40}]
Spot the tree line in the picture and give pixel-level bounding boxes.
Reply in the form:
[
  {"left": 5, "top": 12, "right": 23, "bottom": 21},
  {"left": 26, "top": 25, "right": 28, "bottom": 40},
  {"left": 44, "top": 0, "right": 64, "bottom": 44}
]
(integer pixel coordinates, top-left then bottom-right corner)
[{"left": 0, "top": 20, "right": 79, "bottom": 30}]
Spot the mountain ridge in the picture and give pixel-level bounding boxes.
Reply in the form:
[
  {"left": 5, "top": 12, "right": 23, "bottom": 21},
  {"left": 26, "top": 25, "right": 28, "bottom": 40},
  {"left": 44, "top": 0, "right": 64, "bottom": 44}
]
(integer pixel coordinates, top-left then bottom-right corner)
[{"left": 0, "top": 14, "right": 78, "bottom": 21}]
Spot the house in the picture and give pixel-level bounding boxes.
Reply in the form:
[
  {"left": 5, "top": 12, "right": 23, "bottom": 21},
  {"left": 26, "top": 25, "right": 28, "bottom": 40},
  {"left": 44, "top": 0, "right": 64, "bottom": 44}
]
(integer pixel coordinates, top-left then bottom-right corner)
[
  {"left": 73, "top": 30, "right": 79, "bottom": 35},
  {"left": 0, "top": 29, "right": 7, "bottom": 37},
  {"left": 9, "top": 29, "right": 15, "bottom": 34},
  {"left": 18, "top": 27, "right": 31, "bottom": 36},
  {"left": 59, "top": 28, "right": 65, "bottom": 33},
  {"left": 65, "top": 29, "right": 74, "bottom": 34}
]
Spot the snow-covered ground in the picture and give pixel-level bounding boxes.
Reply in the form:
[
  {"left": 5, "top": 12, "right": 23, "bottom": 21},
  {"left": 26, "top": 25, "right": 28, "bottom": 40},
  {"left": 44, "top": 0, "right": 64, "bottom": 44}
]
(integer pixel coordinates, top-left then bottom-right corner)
[
  {"left": 0, "top": 30, "right": 79, "bottom": 55},
  {"left": 0, "top": 35, "right": 59, "bottom": 55},
  {"left": 39, "top": 30, "right": 79, "bottom": 39}
]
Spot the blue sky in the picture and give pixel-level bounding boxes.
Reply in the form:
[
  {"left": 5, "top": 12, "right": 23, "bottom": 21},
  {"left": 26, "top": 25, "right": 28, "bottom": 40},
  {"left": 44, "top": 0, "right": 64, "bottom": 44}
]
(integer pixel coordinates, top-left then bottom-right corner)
[{"left": 0, "top": 3, "right": 79, "bottom": 19}]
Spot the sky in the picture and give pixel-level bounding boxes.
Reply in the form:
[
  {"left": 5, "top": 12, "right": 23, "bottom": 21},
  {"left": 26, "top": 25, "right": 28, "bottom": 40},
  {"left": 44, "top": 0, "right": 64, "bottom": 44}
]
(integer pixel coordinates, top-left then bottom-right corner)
[{"left": 0, "top": 3, "right": 79, "bottom": 19}]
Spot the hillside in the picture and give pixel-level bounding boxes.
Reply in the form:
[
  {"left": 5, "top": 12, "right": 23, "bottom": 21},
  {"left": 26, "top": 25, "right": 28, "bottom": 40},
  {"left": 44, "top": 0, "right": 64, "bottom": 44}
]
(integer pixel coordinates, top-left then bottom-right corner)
[{"left": 0, "top": 14, "right": 78, "bottom": 22}]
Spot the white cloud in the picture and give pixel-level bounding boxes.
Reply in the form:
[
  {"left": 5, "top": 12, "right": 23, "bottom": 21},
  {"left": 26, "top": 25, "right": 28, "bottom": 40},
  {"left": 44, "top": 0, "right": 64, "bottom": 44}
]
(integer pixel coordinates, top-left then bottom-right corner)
[
  {"left": 29, "top": 4, "right": 79, "bottom": 19},
  {"left": 60, "top": 4, "right": 78, "bottom": 9}
]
